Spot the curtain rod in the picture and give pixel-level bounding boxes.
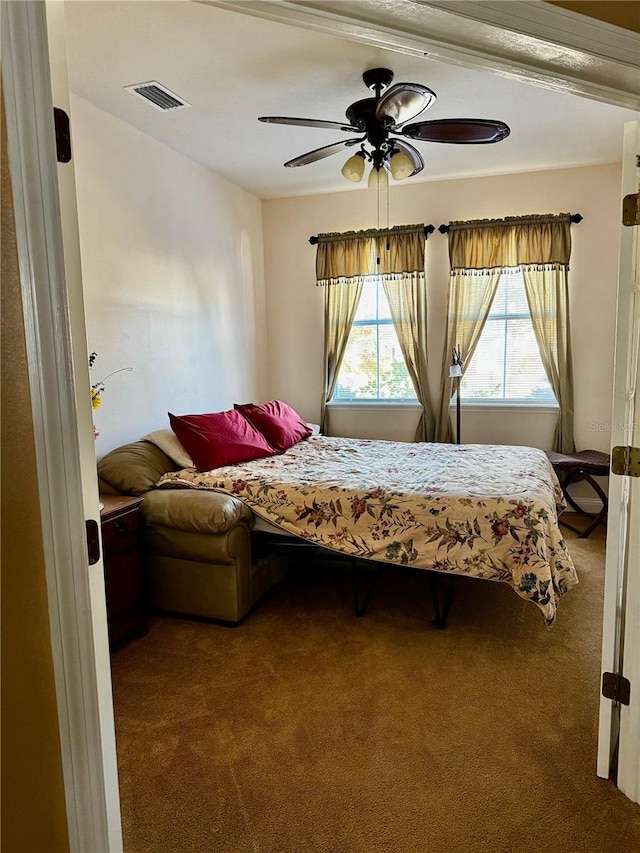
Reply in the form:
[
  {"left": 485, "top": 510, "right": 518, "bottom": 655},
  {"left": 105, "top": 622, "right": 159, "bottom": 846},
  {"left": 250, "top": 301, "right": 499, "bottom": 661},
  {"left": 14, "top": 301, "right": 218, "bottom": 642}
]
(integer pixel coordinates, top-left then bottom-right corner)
[
  {"left": 309, "top": 224, "right": 435, "bottom": 245},
  {"left": 437, "top": 214, "right": 583, "bottom": 234}
]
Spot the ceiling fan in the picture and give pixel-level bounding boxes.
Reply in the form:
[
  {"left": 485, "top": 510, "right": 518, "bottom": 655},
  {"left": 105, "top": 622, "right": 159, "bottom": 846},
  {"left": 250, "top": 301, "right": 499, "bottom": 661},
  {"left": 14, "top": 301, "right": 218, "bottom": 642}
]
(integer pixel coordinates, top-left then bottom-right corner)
[{"left": 259, "top": 68, "right": 510, "bottom": 185}]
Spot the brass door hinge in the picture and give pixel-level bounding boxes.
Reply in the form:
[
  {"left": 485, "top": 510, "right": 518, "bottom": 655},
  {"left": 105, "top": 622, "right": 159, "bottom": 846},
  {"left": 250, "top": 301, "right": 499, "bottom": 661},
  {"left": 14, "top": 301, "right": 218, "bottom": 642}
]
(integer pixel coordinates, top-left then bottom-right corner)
[
  {"left": 622, "top": 192, "right": 639, "bottom": 226},
  {"left": 602, "top": 672, "right": 631, "bottom": 706},
  {"left": 611, "top": 446, "right": 640, "bottom": 477}
]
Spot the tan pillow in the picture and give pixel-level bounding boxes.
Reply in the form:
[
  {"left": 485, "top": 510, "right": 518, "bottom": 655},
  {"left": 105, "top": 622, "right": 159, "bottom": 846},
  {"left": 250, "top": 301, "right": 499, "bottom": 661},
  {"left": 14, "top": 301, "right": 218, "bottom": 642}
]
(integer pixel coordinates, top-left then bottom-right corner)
[
  {"left": 144, "top": 428, "right": 194, "bottom": 469},
  {"left": 98, "top": 441, "right": 176, "bottom": 496}
]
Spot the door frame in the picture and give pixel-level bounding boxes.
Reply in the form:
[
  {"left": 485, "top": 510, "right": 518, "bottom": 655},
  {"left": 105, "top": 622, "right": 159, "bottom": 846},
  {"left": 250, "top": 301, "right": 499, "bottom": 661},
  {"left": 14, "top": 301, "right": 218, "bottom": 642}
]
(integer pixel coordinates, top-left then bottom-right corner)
[
  {"left": 4, "top": 1, "right": 638, "bottom": 848},
  {"left": 2, "top": 2, "right": 121, "bottom": 850},
  {"left": 597, "top": 121, "right": 640, "bottom": 799}
]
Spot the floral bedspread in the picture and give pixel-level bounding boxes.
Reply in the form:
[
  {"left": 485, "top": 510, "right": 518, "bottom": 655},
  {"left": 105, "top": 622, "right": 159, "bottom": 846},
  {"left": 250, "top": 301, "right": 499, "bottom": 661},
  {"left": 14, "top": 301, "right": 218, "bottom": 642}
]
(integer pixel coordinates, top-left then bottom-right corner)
[{"left": 157, "top": 436, "right": 578, "bottom": 625}]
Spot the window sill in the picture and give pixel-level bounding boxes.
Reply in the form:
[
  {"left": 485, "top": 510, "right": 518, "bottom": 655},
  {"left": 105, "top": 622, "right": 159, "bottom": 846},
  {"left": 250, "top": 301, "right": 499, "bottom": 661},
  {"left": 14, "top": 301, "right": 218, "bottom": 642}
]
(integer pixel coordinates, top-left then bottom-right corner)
[
  {"left": 450, "top": 402, "right": 559, "bottom": 414},
  {"left": 328, "top": 401, "right": 422, "bottom": 413}
]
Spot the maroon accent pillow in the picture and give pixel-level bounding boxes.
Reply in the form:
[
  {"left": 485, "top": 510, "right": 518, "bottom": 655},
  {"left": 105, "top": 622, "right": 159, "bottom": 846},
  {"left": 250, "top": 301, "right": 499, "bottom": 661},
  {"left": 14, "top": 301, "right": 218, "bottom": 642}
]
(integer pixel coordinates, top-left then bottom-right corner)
[
  {"left": 168, "top": 410, "right": 276, "bottom": 472},
  {"left": 234, "top": 400, "right": 312, "bottom": 453}
]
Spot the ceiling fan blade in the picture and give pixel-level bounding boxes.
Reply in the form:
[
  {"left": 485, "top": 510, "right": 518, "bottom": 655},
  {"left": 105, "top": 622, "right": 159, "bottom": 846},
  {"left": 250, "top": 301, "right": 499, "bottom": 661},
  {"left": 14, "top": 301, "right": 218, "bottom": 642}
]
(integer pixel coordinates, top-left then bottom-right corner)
[
  {"left": 375, "top": 83, "right": 436, "bottom": 128},
  {"left": 390, "top": 139, "right": 424, "bottom": 176},
  {"left": 284, "top": 138, "right": 362, "bottom": 168},
  {"left": 402, "top": 118, "right": 511, "bottom": 144},
  {"left": 259, "top": 116, "right": 357, "bottom": 132}
]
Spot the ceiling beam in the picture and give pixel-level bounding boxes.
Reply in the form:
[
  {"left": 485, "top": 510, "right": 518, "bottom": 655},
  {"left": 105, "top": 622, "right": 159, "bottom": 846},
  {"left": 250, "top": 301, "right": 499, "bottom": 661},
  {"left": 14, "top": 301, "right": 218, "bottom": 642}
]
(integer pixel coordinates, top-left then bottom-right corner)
[{"left": 200, "top": 0, "right": 640, "bottom": 110}]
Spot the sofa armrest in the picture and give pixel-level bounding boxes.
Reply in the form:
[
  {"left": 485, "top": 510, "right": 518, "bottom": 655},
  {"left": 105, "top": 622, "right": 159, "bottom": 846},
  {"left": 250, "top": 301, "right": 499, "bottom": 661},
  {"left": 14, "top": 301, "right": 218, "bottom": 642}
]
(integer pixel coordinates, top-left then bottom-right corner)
[{"left": 142, "top": 489, "right": 252, "bottom": 535}]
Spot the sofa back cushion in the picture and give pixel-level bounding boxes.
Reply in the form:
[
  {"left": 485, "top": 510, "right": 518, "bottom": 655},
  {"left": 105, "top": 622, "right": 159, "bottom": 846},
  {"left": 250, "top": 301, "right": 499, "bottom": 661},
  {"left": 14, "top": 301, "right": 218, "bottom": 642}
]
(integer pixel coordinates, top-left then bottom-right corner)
[{"left": 98, "top": 440, "right": 176, "bottom": 496}]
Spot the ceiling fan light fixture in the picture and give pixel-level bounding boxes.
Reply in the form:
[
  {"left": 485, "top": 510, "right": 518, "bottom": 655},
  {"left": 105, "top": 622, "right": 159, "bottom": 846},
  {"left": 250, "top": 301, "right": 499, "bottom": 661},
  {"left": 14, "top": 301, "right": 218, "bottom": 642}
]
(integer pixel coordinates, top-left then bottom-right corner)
[
  {"left": 341, "top": 151, "right": 366, "bottom": 182},
  {"left": 368, "top": 165, "right": 388, "bottom": 189},
  {"left": 390, "top": 150, "right": 414, "bottom": 180}
]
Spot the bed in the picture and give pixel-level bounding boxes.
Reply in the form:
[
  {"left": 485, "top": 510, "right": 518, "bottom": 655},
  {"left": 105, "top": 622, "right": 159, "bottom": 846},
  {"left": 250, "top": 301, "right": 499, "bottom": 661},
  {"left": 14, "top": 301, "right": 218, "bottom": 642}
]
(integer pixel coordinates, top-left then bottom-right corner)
[{"left": 158, "top": 435, "right": 578, "bottom": 626}]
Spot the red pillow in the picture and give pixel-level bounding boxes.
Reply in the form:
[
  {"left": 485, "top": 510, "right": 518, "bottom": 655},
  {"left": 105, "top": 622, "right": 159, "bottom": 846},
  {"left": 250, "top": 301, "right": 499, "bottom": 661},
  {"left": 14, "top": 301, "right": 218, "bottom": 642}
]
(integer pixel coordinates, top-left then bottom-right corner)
[
  {"left": 235, "top": 400, "right": 312, "bottom": 453},
  {"left": 168, "top": 410, "right": 276, "bottom": 472}
]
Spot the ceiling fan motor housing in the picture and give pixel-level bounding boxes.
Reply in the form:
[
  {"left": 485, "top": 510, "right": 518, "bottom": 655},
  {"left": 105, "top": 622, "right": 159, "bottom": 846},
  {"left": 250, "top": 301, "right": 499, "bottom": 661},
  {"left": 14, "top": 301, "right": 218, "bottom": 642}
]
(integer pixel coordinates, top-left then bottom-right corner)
[
  {"left": 362, "top": 67, "right": 394, "bottom": 94},
  {"left": 345, "top": 98, "right": 393, "bottom": 151},
  {"left": 355, "top": 69, "right": 396, "bottom": 167}
]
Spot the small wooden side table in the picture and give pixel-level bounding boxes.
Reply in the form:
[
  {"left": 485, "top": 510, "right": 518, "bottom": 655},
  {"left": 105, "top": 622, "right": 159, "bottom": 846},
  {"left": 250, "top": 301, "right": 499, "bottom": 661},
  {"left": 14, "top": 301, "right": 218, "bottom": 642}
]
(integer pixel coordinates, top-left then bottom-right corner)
[{"left": 100, "top": 495, "right": 148, "bottom": 649}]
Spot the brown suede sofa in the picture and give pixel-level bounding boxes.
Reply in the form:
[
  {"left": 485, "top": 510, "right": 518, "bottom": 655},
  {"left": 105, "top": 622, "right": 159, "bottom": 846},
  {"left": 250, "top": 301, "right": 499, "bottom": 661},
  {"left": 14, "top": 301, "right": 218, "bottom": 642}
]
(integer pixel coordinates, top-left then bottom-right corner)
[{"left": 97, "top": 439, "right": 284, "bottom": 624}]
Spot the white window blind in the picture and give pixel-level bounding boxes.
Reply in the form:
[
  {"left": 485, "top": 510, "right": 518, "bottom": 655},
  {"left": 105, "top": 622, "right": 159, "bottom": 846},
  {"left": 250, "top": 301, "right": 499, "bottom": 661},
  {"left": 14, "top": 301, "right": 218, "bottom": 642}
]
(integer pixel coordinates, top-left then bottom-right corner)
[
  {"left": 333, "top": 277, "right": 417, "bottom": 402},
  {"left": 460, "top": 270, "right": 557, "bottom": 404}
]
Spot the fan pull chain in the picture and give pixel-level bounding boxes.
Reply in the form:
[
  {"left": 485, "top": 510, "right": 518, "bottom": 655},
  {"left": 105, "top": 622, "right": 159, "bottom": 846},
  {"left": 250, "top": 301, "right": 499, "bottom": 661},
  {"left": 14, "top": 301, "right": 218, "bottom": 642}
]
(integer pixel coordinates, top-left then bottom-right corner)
[
  {"left": 375, "top": 179, "right": 379, "bottom": 266},
  {"left": 386, "top": 174, "right": 390, "bottom": 234}
]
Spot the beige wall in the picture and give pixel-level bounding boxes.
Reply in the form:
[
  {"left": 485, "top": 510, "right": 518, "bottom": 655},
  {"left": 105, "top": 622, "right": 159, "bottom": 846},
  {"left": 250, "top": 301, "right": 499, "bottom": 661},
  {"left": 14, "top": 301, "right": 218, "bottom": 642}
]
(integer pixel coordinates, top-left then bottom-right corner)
[
  {"left": 1, "top": 91, "right": 70, "bottom": 853},
  {"left": 262, "top": 163, "right": 622, "bottom": 455},
  {"left": 71, "top": 95, "right": 269, "bottom": 455}
]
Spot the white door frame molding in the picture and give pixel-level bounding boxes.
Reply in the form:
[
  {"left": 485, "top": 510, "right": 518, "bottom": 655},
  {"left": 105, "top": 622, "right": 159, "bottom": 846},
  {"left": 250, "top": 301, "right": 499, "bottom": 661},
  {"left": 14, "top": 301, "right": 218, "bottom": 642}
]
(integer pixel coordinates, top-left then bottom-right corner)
[
  {"left": 2, "top": 2, "right": 122, "bottom": 850},
  {"left": 598, "top": 121, "right": 640, "bottom": 800}
]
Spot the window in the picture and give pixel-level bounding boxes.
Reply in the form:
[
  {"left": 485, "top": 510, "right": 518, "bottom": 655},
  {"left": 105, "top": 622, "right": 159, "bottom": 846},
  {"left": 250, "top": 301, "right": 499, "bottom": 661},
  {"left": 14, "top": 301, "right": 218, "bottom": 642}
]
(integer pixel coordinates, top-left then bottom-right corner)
[
  {"left": 460, "top": 269, "right": 556, "bottom": 404},
  {"left": 333, "top": 277, "right": 417, "bottom": 402}
]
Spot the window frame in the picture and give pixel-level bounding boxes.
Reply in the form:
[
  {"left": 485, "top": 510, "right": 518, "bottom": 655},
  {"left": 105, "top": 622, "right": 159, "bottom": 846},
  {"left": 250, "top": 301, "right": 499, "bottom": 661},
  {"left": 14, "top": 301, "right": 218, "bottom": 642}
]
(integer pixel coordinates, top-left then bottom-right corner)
[
  {"left": 331, "top": 275, "right": 418, "bottom": 404},
  {"left": 458, "top": 269, "right": 558, "bottom": 407}
]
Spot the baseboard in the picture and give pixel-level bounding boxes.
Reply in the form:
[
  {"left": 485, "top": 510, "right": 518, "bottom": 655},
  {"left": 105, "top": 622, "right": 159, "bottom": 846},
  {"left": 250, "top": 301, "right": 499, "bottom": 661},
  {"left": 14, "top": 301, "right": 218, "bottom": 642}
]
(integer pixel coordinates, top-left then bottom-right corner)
[{"left": 563, "top": 497, "right": 604, "bottom": 514}]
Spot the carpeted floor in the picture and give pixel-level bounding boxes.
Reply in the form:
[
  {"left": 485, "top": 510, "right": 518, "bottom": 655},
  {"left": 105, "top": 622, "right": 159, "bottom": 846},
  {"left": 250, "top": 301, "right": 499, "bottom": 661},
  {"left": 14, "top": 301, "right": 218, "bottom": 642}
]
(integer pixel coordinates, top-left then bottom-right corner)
[{"left": 111, "top": 520, "right": 640, "bottom": 852}]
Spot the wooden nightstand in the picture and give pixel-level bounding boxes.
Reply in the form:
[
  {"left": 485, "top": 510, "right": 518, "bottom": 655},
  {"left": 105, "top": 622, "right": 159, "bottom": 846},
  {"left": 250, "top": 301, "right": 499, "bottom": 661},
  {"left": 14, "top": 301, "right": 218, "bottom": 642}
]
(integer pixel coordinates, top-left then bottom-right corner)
[{"left": 100, "top": 495, "right": 148, "bottom": 649}]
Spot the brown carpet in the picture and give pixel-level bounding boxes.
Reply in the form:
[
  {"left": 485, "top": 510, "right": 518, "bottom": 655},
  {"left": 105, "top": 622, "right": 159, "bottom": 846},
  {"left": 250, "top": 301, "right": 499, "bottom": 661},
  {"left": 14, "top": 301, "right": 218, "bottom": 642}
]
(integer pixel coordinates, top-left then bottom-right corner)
[{"left": 111, "top": 520, "right": 640, "bottom": 852}]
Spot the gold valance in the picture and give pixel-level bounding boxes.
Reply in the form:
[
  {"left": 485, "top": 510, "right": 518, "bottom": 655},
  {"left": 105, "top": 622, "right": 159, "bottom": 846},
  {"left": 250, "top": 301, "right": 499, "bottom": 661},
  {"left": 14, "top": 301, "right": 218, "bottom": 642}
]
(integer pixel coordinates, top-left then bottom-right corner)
[
  {"left": 316, "top": 224, "right": 426, "bottom": 284},
  {"left": 447, "top": 213, "right": 572, "bottom": 272}
]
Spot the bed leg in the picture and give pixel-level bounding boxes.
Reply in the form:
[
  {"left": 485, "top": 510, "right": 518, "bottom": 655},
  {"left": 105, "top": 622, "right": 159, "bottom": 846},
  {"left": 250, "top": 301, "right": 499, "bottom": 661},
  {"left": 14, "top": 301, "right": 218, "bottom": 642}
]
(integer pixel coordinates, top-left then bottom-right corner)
[
  {"left": 351, "top": 558, "right": 382, "bottom": 617},
  {"left": 430, "top": 575, "right": 455, "bottom": 629}
]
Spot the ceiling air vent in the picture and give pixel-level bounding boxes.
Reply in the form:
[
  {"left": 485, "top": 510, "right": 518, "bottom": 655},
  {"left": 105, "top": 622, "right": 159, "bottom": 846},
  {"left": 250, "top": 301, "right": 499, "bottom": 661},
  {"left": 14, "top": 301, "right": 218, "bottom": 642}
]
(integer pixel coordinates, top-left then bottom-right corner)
[{"left": 124, "top": 81, "right": 190, "bottom": 112}]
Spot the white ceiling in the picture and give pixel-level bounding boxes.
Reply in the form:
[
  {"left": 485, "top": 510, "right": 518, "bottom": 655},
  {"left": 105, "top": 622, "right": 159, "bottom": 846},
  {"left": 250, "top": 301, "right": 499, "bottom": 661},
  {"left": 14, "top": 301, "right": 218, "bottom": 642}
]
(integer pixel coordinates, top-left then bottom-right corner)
[{"left": 64, "top": 0, "right": 640, "bottom": 199}]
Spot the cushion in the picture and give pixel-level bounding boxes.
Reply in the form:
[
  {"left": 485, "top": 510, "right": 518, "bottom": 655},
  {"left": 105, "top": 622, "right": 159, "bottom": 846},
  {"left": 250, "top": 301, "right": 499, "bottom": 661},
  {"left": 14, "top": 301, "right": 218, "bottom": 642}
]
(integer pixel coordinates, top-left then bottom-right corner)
[
  {"left": 169, "top": 409, "right": 276, "bottom": 472},
  {"left": 97, "top": 440, "right": 176, "bottom": 496},
  {"left": 144, "top": 428, "right": 194, "bottom": 469},
  {"left": 235, "top": 400, "right": 312, "bottom": 453}
]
